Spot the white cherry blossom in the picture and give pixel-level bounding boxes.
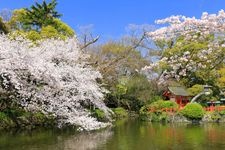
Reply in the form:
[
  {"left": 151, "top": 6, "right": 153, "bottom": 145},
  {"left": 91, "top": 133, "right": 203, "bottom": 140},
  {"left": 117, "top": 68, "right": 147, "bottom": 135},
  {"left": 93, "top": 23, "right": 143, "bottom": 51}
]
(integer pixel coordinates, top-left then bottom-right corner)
[{"left": 0, "top": 35, "right": 112, "bottom": 131}]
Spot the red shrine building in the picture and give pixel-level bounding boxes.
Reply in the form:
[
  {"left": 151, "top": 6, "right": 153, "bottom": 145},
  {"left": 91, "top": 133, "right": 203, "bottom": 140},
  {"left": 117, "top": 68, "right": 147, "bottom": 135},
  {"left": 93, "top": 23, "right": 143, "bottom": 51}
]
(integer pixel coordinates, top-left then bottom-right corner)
[{"left": 163, "top": 86, "right": 191, "bottom": 108}]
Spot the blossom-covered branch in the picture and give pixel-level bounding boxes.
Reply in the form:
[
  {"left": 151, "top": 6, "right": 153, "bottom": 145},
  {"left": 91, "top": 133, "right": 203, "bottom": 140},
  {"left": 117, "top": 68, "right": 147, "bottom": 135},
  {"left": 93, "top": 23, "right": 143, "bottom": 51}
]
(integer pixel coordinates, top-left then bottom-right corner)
[
  {"left": 143, "top": 10, "right": 225, "bottom": 85},
  {"left": 0, "top": 35, "right": 112, "bottom": 131}
]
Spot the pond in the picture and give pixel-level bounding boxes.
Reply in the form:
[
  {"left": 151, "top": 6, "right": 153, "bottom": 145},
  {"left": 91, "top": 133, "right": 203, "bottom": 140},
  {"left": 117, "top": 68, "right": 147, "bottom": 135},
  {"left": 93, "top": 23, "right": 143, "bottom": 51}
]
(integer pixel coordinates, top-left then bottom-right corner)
[{"left": 1, "top": 119, "right": 225, "bottom": 150}]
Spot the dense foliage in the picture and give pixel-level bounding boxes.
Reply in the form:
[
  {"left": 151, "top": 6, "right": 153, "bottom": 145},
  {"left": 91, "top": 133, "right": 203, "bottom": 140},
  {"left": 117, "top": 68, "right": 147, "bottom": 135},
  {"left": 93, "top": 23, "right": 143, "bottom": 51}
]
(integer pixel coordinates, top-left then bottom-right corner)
[
  {"left": 104, "top": 74, "right": 158, "bottom": 111},
  {"left": 112, "top": 107, "right": 128, "bottom": 118}
]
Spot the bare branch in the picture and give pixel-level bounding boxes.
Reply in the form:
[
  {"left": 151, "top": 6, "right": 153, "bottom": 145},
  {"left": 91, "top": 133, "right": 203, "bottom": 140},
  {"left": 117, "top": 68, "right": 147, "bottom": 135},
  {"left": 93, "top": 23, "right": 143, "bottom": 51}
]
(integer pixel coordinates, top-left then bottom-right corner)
[{"left": 80, "top": 35, "right": 100, "bottom": 50}]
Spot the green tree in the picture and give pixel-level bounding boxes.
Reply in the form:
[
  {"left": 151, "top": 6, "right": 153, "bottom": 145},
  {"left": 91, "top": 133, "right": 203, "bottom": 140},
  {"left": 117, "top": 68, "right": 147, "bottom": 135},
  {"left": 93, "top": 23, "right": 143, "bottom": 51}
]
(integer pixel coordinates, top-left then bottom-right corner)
[
  {"left": 188, "top": 84, "right": 204, "bottom": 96},
  {"left": 124, "top": 75, "right": 158, "bottom": 104},
  {"left": 145, "top": 33, "right": 224, "bottom": 99},
  {"left": 216, "top": 67, "right": 225, "bottom": 88},
  {"left": 8, "top": 9, "right": 30, "bottom": 31},
  {"left": 143, "top": 12, "right": 225, "bottom": 99},
  {"left": 105, "top": 75, "right": 158, "bottom": 111},
  {"left": 91, "top": 42, "right": 149, "bottom": 86},
  {"left": 24, "top": 0, "right": 62, "bottom": 30},
  {"left": 7, "top": 0, "right": 74, "bottom": 41},
  {"left": 52, "top": 18, "right": 74, "bottom": 37}
]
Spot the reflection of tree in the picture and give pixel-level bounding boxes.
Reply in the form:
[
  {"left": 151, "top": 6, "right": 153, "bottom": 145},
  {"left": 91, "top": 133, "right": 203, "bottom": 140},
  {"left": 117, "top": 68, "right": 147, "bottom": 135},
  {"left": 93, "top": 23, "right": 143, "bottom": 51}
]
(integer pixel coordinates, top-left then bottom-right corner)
[
  {"left": 204, "top": 124, "right": 225, "bottom": 147},
  {"left": 0, "top": 128, "right": 113, "bottom": 150},
  {"left": 62, "top": 129, "right": 113, "bottom": 150}
]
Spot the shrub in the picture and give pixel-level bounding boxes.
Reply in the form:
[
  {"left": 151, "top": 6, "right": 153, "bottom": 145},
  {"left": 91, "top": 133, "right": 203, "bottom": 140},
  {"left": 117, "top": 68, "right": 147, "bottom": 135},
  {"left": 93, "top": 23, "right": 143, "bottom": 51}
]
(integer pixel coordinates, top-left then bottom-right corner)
[
  {"left": 112, "top": 107, "right": 128, "bottom": 118},
  {"left": 0, "top": 112, "right": 14, "bottom": 129},
  {"left": 139, "top": 108, "right": 170, "bottom": 122},
  {"left": 139, "top": 105, "right": 151, "bottom": 116},
  {"left": 139, "top": 100, "right": 178, "bottom": 116},
  {"left": 180, "top": 103, "right": 204, "bottom": 119},
  {"left": 210, "top": 112, "right": 221, "bottom": 121},
  {"left": 161, "top": 101, "right": 179, "bottom": 109},
  {"left": 145, "top": 100, "right": 178, "bottom": 110},
  {"left": 139, "top": 100, "right": 178, "bottom": 121},
  {"left": 32, "top": 112, "right": 48, "bottom": 124},
  {"left": 0, "top": 112, "right": 9, "bottom": 121},
  {"left": 147, "top": 96, "right": 162, "bottom": 104},
  {"left": 219, "top": 110, "right": 225, "bottom": 116},
  {"left": 93, "top": 109, "right": 107, "bottom": 121}
]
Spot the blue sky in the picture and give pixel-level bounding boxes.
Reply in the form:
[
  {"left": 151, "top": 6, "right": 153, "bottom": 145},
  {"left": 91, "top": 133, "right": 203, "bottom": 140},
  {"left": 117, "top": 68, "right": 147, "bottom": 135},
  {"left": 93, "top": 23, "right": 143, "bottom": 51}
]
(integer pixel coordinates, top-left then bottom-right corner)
[{"left": 1, "top": 0, "right": 225, "bottom": 41}]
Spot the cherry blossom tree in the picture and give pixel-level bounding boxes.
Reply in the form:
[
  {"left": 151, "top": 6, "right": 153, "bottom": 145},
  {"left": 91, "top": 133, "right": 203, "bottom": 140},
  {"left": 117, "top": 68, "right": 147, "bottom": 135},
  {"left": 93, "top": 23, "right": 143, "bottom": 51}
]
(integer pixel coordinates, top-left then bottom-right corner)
[
  {"left": 143, "top": 10, "right": 225, "bottom": 88},
  {"left": 0, "top": 35, "right": 113, "bottom": 131}
]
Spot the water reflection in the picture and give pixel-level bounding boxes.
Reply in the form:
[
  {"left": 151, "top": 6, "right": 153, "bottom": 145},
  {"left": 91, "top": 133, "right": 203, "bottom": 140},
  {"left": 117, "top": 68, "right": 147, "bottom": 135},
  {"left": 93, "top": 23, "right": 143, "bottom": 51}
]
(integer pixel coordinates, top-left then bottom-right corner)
[
  {"left": 63, "top": 129, "right": 113, "bottom": 150},
  {"left": 1, "top": 120, "right": 225, "bottom": 150},
  {"left": 97, "top": 120, "right": 225, "bottom": 150},
  {"left": 0, "top": 128, "right": 113, "bottom": 150}
]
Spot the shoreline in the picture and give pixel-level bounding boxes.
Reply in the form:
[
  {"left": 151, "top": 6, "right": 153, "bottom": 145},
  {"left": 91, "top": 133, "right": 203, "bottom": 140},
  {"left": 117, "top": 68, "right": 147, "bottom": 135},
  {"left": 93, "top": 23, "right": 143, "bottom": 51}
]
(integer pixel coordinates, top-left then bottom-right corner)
[{"left": 139, "top": 111, "right": 225, "bottom": 124}]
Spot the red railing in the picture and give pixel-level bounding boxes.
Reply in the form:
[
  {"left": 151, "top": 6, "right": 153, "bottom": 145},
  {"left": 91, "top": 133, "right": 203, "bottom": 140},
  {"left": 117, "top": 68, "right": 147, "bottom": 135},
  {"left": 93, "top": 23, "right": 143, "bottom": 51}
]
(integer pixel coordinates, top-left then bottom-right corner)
[
  {"left": 203, "top": 106, "right": 225, "bottom": 112},
  {"left": 148, "top": 107, "right": 178, "bottom": 113},
  {"left": 148, "top": 106, "right": 225, "bottom": 113}
]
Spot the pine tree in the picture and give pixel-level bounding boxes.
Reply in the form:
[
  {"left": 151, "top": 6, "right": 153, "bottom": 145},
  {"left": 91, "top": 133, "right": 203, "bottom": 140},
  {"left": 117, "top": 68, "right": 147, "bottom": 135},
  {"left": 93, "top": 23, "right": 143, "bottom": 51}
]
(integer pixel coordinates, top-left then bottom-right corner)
[{"left": 25, "top": 0, "right": 62, "bottom": 30}]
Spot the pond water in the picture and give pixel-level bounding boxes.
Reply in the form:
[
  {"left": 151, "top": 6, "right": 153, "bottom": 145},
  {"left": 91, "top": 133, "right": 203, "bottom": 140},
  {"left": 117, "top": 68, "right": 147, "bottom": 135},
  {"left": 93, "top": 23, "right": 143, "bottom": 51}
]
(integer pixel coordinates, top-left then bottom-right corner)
[{"left": 1, "top": 119, "right": 225, "bottom": 150}]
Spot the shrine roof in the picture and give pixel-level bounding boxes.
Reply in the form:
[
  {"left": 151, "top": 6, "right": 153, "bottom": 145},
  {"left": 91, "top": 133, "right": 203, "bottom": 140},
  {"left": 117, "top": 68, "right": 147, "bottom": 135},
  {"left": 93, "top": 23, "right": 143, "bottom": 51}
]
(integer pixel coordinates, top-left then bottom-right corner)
[{"left": 168, "top": 86, "right": 190, "bottom": 96}]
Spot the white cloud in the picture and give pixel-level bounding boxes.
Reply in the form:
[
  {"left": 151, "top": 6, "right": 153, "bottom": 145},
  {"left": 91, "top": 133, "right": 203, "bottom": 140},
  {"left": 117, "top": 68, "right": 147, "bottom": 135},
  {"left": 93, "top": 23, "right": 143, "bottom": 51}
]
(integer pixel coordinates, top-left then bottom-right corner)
[{"left": 125, "top": 23, "right": 156, "bottom": 32}]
